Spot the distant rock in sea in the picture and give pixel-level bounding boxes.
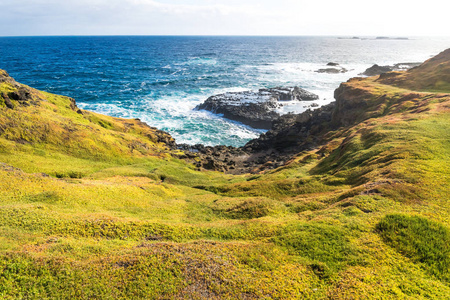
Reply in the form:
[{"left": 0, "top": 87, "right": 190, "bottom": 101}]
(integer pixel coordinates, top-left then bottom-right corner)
[
  {"left": 195, "top": 87, "right": 319, "bottom": 129},
  {"left": 376, "top": 36, "right": 409, "bottom": 40},
  {"left": 337, "top": 37, "right": 361, "bottom": 40},
  {"left": 338, "top": 36, "right": 409, "bottom": 41},
  {"left": 315, "top": 63, "right": 348, "bottom": 74},
  {"left": 361, "top": 62, "right": 421, "bottom": 76}
]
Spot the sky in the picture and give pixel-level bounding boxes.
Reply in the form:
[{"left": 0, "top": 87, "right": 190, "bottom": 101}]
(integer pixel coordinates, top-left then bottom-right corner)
[{"left": 0, "top": 0, "right": 448, "bottom": 37}]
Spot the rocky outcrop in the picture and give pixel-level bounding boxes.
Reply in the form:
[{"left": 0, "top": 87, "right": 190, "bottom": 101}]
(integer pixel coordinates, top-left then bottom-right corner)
[
  {"left": 244, "top": 102, "right": 336, "bottom": 154},
  {"left": 0, "top": 70, "right": 74, "bottom": 110},
  {"left": 331, "top": 78, "right": 375, "bottom": 127},
  {"left": 315, "top": 63, "right": 348, "bottom": 74},
  {"left": 259, "top": 87, "right": 319, "bottom": 101},
  {"left": 177, "top": 143, "right": 249, "bottom": 173},
  {"left": 195, "top": 87, "right": 319, "bottom": 129},
  {"left": 360, "top": 63, "right": 420, "bottom": 76},
  {"left": 0, "top": 71, "right": 37, "bottom": 108},
  {"left": 145, "top": 124, "right": 177, "bottom": 148}
]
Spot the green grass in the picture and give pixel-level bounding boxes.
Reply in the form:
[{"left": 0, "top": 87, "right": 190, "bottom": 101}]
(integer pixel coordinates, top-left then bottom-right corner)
[
  {"left": 1, "top": 68, "right": 450, "bottom": 298},
  {"left": 272, "top": 223, "right": 363, "bottom": 279},
  {"left": 377, "top": 214, "right": 450, "bottom": 283}
]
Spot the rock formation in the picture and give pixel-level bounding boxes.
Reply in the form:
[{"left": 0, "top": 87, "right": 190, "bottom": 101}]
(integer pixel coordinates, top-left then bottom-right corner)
[
  {"left": 360, "top": 62, "right": 420, "bottom": 76},
  {"left": 195, "top": 87, "right": 319, "bottom": 129},
  {"left": 315, "top": 63, "right": 348, "bottom": 74}
]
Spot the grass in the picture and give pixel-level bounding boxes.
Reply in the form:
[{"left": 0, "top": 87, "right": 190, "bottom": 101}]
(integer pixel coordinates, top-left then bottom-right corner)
[
  {"left": 272, "top": 223, "right": 363, "bottom": 279},
  {"left": 0, "top": 65, "right": 449, "bottom": 298},
  {"left": 377, "top": 214, "right": 450, "bottom": 283}
]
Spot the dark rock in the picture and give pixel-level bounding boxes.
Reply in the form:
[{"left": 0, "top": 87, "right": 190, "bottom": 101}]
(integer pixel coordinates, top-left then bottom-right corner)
[
  {"left": 331, "top": 78, "right": 373, "bottom": 127},
  {"left": 2, "top": 92, "right": 14, "bottom": 109},
  {"left": 195, "top": 87, "right": 318, "bottom": 129},
  {"left": 392, "top": 62, "right": 421, "bottom": 70},
  {"left": 259, "top": 87, "right": 319, "bottom": 101},
  {"left": 316, "top": 67, "right": 348, "bottom": 74},
  {"left": 7, "top": 86, "right": 33, "bottom": 106},
  {"left": 360, "top": 64, "right": 392, "bottom": 76},
  {"left": 69, "top": 97, "right": 78, "bottom": 110},
  {"left": 360, "top": 62, "right": 421, "bottom": 76},
  {"left": 0, "top": 73, "right": 40, "bottom": 108},
  {"left": 316, "top": 62, "right": 349, "bottom": 74},
  {"left": 244, "top": 101, "right": 336, "bottom": 157}
]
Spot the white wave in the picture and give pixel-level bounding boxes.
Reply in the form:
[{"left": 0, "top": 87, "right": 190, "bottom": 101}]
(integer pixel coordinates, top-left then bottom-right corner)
[{"left": 178, "top": 57, "right": 218, "bottom": 66}]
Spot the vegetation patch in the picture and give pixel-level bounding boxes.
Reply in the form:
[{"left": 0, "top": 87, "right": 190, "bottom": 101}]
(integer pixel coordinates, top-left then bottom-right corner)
[
  {"left": 272, "top": 223, "right": 363, "bottom": 278},
  {"left": 211, "top": 197, "right": 286, "bottom": 219},
  {"left": 377, "top": 214, "right": 450, "bottom": 283}
]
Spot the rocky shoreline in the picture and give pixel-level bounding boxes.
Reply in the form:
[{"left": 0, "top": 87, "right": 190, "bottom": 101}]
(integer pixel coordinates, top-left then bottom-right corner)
[
  {"left": 180, "top": 59, "right": 425, "bottom": 174},
  {"left": 152, "top": 54, "right": 440, "bottom": 174},
  {"left": 1, "top": 56, "right": 432, "bottom": 176},
  {"left": 179, "top": 99, "right": 338, "bottom": 174}
]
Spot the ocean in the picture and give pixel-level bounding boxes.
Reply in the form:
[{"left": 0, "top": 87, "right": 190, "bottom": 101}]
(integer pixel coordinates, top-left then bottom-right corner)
[{"left": 1, "top": 36, "right": 449, "bottom": 146}]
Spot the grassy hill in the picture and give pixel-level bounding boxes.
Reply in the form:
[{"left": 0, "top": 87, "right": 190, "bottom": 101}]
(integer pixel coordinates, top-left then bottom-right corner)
[
  {"left": 377, "top": 48, "right": 450, "bottom": 92},
  {"left": 0, "top": 49, "right": 449, "bottom": 299}
]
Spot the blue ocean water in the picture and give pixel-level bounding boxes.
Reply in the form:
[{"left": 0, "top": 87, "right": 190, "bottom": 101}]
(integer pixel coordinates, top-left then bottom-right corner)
[{"left": 1, "top": 36, "right": 449, "bottom": 146}]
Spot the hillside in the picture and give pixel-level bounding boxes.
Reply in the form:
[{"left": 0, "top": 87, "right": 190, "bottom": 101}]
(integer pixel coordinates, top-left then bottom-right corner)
[
  {"left": 377, "top": 48, "right": 450, "bottom": 92},
  {"left": 0, "top": 49, "right": 449, "bottom": 299}
]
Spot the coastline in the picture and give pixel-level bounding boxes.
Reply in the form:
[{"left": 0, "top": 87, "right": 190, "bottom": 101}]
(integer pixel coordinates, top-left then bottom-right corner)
[{"left": 0, "top": 48, "right": 449, "bottom": 298}]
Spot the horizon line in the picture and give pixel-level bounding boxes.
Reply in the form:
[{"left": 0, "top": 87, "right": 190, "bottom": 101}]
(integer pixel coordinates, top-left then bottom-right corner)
[{"left": 1, "top": 34, "right": 448, "bottom": 38}]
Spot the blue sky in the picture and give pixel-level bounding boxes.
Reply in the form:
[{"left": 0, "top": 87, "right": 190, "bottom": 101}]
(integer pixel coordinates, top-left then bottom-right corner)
[{"left": 0, "top": 0, "right": 448, "bottom": 36}]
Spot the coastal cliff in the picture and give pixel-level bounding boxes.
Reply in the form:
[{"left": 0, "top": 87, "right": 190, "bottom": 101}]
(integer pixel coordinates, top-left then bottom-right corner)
[{"left": 0, "top": 49, "right": 449, "bottom": 299}]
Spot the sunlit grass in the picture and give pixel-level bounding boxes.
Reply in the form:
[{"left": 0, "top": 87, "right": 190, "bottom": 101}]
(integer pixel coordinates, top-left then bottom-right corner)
[{"left": 0, "top": 70, "right": 450, "bottom": 298}]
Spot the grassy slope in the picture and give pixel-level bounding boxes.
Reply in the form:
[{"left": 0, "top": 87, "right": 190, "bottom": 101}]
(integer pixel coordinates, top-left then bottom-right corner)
[
  {"left": 377, "top": 48, "right": 450, "bottom": 92},
  {"left": 0, "top": 54, "right": 449, "bottom": 299}
]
